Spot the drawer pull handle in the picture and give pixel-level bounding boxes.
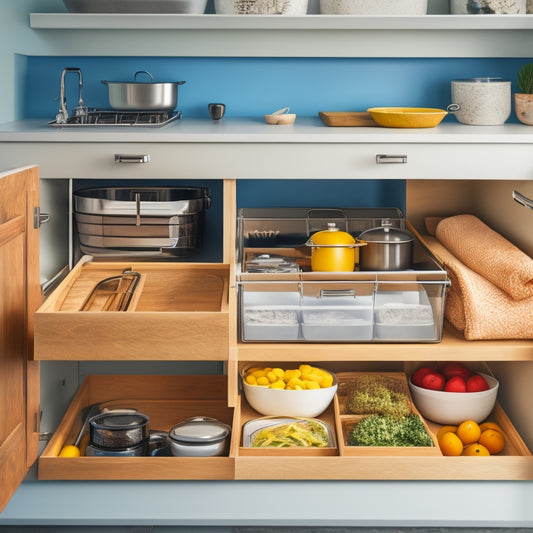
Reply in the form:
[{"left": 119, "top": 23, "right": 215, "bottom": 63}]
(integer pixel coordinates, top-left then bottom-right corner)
[
  {"left": 376, "top": 154, "right": 407, "bottom": 164},
  {"left": 114, "top": 154, "right": 151, "bottom": 164},
  {"left": 319, "top": 289, "right": 356, "bottom": 299}
]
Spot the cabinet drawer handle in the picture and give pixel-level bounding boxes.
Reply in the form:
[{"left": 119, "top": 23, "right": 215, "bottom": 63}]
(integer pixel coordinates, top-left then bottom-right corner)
[
  {"left": 376, "top": 154, "right": 407, "bottom": 164},
  {"left": 114, "top": 154, "right": 151, "bottom": 164}
]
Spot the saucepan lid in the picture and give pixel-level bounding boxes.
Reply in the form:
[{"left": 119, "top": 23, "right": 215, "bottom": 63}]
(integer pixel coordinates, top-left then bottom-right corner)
[{"left": 168, "top": 417, "right": 231, "bottom": 445}]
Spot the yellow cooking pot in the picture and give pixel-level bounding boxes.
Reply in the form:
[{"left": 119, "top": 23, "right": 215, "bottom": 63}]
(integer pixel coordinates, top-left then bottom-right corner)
[{"left": 307, "top": 223, "right": 365, "bottom": 272}]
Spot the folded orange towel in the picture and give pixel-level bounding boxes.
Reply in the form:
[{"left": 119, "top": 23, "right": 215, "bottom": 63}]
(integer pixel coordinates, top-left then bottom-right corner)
[
  {"left": 442, "top": 253, "right": 533, "bottom": 340},
  {"left": 436, "top": 214, "right": 533, "bottom": 301}
]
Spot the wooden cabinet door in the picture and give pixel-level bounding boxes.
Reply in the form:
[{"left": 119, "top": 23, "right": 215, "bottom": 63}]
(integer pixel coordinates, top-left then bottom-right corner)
[{"left": 0, "top": 166, "right": 40, "bottom": 513}]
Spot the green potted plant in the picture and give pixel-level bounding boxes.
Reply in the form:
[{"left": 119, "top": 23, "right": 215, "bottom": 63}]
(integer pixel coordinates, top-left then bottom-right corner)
[{"left": 515, "top": 63, "right": 533, "bottom": 125}]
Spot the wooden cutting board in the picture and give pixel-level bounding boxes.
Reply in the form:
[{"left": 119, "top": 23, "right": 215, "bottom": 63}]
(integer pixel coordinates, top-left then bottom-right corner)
[{"left": 319, "top": 111, "right": 378, "bottom": 127}]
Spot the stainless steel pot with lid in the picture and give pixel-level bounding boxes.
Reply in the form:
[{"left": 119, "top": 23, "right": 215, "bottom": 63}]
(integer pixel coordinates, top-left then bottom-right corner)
[
  {"left": 101, "top": 71, "right": 185, "bottom": 111},
  {"left": 358, "top": 220, "right": 414, "bottom": 271},
  {"left": 168, "top": 416, "right": 231, "bottom": 457}
]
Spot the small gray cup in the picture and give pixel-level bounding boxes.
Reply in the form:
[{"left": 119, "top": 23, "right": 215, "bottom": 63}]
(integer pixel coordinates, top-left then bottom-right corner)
[{"left": 208, "top": 103, "right": 225, "bottom": 120}]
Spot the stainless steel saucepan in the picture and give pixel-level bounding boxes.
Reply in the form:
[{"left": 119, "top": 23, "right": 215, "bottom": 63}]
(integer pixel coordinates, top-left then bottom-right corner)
[{"left": 101, "top": 71, "right": 185, "bottom": 111}]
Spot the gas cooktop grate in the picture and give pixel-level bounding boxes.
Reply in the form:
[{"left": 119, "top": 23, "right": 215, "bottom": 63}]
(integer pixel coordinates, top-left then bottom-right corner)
[{"left": 48, "top": 109, "right": 182, "bottom": 127}]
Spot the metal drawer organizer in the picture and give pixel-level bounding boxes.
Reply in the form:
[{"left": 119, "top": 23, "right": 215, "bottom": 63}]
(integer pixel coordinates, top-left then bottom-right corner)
[
  {"left": 236, "top": 208, "right": 449, "bottom": 343},
  {"left": 73, "top": 186, "right": 211, "bottom": 258}
]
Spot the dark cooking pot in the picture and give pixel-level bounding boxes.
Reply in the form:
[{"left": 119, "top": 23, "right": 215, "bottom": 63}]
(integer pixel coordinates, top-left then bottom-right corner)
[
  {"left": 89, "top": 411, "right": 150, "bottom": 449},
  {"left": 101, "top": 71, "right": 185, "bottom": 111},
  {"left": 359, "top": 222, "right": 414, "bottom": 271}
]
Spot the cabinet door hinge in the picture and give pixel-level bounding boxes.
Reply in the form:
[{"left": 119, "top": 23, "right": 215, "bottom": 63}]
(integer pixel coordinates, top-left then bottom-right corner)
[{"left": 33, "top": 206, "right": 50, "bottom": 229}]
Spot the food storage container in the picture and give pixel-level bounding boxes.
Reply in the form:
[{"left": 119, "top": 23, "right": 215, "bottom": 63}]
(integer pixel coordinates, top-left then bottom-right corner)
[
  {"left": 237, "top": 207, "right": 449, "bottom": 343},
  {"left": 451, "top": 78, "right": 511, "bottom": 126}
]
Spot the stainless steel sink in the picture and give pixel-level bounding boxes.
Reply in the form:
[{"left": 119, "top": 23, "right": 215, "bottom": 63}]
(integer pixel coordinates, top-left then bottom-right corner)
[{"left": 63, "top": 0, "right": 208, "bottom": 13}]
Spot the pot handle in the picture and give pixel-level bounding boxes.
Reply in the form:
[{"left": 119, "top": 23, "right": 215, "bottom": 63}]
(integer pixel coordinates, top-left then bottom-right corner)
[
  {"left": 447, "top": 103, "right": 461, "bottom": 113},
  {"left": 134, "top": 70, "right": 154, "bottom": 82}
]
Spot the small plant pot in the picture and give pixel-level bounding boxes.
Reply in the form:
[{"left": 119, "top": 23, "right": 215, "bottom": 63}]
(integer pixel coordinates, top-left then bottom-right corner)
[{"left": 515, "top": 93, "right": 533, "bottom": 125}]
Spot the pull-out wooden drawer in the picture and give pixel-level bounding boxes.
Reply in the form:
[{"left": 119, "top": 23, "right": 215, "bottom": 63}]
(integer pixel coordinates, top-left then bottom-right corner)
[
  {"left": 39, "top": 373, "right": 532, "bottom": 481},
  {"left": 34, "top": 258, "right": 230, "bottom": 360},
  {"left": 39, "top": 374, "right": 236, "bottom": 480}
]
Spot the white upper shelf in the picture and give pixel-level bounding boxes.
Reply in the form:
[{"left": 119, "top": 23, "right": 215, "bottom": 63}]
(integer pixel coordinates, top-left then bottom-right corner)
[
  {"left": 29, "top": 13, "right": 533, "bottom": 30},
  {"left": 28, "top": 13, "right": 533, "bottom": 57}
]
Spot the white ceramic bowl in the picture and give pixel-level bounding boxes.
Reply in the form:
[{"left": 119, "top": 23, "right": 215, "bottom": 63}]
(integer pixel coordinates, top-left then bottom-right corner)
[
  {"left": 408, "top": 373, "right": 499, "bottom": 425},
  {"left": 215, "top": 0, "right": 308, "bottom": 14},
  {"left": 320, "top": 0, "right": 427, "bottom": 15},
  {"left": 242, "top": 370, "right": 338, "bottom": 417}
]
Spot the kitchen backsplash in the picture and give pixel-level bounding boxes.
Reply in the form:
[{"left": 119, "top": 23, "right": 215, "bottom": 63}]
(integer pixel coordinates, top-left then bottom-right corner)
[{"left": 25, "top": 56, "right": 527, "bottom": 121}]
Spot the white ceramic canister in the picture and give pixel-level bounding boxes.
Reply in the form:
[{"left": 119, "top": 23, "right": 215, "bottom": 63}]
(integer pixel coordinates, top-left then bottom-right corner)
[
  {"left": 320, "top": 0, "right": 427, "bottom": 14},
  {"left": 215, "top": 0, "right": 308, "bottom": 14},
  {"left": 450, "top": 0, "right": 526, "bottom": 13},
  {"left": 451, "top": 78, "right": 511, "bottom": 126}
]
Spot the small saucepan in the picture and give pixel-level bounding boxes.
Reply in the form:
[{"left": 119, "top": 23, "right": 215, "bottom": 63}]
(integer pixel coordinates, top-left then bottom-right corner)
[
  {"left": 168, "top": 416, "right": 231, "bottom": 457},
  {"left": 358, "top": 221, "right": 415, "bottom": 271},
  {"left": 101, "top": 71, "right": 185, "bottom": 111},
  {"left": 306, "top": 222, "right": 366, "bottom": 272}
]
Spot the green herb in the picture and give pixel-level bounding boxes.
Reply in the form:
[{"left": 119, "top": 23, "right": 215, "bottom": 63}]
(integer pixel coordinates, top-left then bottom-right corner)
[
  {"left": 518, "top": 64, "right": 533, "bottom": 94},
  {"left": 348, "top": 414, "right": 433, "bottom": 447},
  {"left": 346, "top": 375, "right": 411, "bottom": 418}
]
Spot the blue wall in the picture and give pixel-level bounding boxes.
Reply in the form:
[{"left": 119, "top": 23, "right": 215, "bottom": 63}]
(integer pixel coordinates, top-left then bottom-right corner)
[
  {"left": 25, "top": 55, "right": 528, "bottom": 218},
  {"left": 26, "top": 56, "right": 526, "bottom": 121}
]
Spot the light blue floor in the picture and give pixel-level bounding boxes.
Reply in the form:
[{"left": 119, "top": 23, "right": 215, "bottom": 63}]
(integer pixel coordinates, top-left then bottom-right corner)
[{"left": 0, "top": 526, "right": 533, "bottom": 533}]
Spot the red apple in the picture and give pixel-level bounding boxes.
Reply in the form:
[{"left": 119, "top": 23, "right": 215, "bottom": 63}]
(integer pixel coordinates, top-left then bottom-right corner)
[
  {"left": 411, "top": 366, "right": 436, "bottom": 387},
  {"left": 444, "top": 375, "right": 467, "bottom": 393},
  {"left": 421, "top": 372, "right": 445, "bottom": 391},
  {"left": 466, "top": 374, "right": 490, "bottom": 392},
  {"left": 442, "top": 362, "right": 471, "bottom": 380}
]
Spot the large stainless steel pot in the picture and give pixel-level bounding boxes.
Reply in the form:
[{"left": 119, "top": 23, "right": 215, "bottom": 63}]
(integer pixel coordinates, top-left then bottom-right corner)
[
  {"left": 101, "top": 71, "right": 185, "bottom": 111},
  {"left": 359, "top": 222, "right": 414, "bottom": 271}
]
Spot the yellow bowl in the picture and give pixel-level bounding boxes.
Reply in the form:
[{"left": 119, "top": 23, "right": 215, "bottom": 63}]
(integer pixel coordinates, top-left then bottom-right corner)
[{"left": 367, "top": 107, "right": 448, "bottom": 128}]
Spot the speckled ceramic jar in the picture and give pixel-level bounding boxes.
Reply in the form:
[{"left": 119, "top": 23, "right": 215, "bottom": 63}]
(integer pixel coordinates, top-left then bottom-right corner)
[
  {"left": 451, "top": 78, "right": 511, "bottom": 126},
  {"left": 450, "top": 0, "right": 526, "bottom": 13},
  {"left": 215, "top": 0, "right": 308, "bottom": 14},
  {"left": 320, "top": 0, "right": 427, "bottom": 14}
]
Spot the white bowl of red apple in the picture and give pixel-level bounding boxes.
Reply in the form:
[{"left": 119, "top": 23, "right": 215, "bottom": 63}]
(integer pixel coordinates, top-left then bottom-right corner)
[{"left": 408, "top": 362, "right": 499, "bottom": 425}]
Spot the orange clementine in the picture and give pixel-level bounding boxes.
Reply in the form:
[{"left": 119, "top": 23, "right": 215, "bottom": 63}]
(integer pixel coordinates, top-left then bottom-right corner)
[
  {"left": 479, "top": 429, "right": 505, "bottom": 454},
  {"left": 457, "top": 420, "right": 481, "bottom": 445},
  {"left": 437, "top": 425, "right": 458, "bottom": 441},
  {"left": 462, "top": 443, "right": 490, "bottom": 456},
  {"left": 439, "top": 431, "right": 464, "bottom": 456},
  {"left": 479, "top": 421, "right": 504, "bottom": 435}
]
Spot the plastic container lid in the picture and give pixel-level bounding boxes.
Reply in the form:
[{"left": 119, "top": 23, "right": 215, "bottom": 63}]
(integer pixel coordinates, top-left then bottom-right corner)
[{"left": 168, "top": 417, "right": 231, "bottom": 445}]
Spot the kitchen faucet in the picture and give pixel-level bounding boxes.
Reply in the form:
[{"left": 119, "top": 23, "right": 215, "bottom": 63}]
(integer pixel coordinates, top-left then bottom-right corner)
[{"left": 56, "top": 67, "right": 88, "bottom": 124}]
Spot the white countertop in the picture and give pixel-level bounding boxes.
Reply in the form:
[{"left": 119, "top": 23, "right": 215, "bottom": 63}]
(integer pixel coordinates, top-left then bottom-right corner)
[{"left": 1, "top": 117, "right": 533, "bottom": 144}]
